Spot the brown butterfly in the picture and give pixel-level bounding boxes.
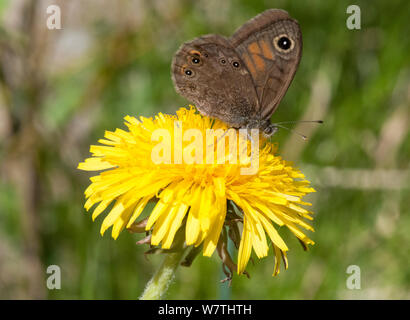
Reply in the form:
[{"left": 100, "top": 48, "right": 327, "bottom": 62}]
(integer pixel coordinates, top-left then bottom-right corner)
[{"left": 172, "top": 9, "right": 303, "bottom": 137}]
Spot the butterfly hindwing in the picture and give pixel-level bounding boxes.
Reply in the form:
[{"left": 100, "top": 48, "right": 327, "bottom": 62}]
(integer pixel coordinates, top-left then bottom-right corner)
[{"left": 172, "top": 35, "right": 259, "bottom": 127}]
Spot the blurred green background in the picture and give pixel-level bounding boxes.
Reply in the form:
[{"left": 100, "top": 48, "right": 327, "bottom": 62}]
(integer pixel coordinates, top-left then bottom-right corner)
[{"left": 0, "top": 0, "right": 409, "bottom": 299}]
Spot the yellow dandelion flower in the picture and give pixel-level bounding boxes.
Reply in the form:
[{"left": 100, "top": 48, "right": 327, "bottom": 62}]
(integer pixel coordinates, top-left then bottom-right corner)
[{"left": 78, "top": 106, "right": 315, "bottom": 277}]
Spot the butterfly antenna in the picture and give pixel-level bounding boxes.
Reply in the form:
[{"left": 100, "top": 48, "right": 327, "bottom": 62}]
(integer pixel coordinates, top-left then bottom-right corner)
[
  {"left": 275, "top": 120, "right": 323, "bottom": 125},
  {"left": 274, "top": 124, "right": 308, "bottom": 141}
]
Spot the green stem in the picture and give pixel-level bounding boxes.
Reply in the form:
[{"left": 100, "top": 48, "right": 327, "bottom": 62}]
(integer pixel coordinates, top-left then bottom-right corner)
[{"left": 139, "top": 249, "right": 186, "bottom": 300}]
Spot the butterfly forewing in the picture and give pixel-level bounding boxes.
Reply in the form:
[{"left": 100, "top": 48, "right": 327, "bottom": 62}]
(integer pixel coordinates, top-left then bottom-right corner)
[{"left": 230, "top": 9, "right": 302, "bottom": 120}]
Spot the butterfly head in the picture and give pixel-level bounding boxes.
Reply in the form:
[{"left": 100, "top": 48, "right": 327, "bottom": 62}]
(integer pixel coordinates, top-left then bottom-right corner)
[{"left": 262, "top": 124, "right": 279, "bottom": 138}]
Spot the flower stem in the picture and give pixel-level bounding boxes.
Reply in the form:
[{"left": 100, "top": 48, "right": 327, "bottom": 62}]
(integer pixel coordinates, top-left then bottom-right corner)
[{"left": 139, "top": 249, "right": 186, "bottom": 300}]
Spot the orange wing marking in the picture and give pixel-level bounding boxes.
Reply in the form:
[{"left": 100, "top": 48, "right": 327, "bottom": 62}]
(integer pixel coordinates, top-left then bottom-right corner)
[
  {"left": 247, "top": 41, "right": 265, "bottom": 72},
  {"left": 259, "top": 39, "right": 275, "bottom": 60}
]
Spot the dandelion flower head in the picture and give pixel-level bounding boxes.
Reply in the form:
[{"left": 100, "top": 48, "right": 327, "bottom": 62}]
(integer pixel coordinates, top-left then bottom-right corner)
[{"left": 78, "top": 106, "right": 315, "bottom": 277}]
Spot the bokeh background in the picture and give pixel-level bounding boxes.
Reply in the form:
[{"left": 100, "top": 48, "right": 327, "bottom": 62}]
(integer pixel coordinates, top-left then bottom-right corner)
[{"left": 0, "top": 0, "right": 409, "bottom": 299}]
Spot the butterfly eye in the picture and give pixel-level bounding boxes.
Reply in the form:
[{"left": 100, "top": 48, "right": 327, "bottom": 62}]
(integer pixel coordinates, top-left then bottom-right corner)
[
  {"left": 273, "top": 34, "right": 294, "bottom": 52},
  {"left": 263, "top": 125, "right": 278, "bottom": 136},
  {"left": 232, "top": 61, "right": 240, "bottom": 68}
]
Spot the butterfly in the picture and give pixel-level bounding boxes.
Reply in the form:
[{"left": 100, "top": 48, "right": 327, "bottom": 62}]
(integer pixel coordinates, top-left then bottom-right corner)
[{"left": 171, "top": 9, "right": 303, "bottom": 137}]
